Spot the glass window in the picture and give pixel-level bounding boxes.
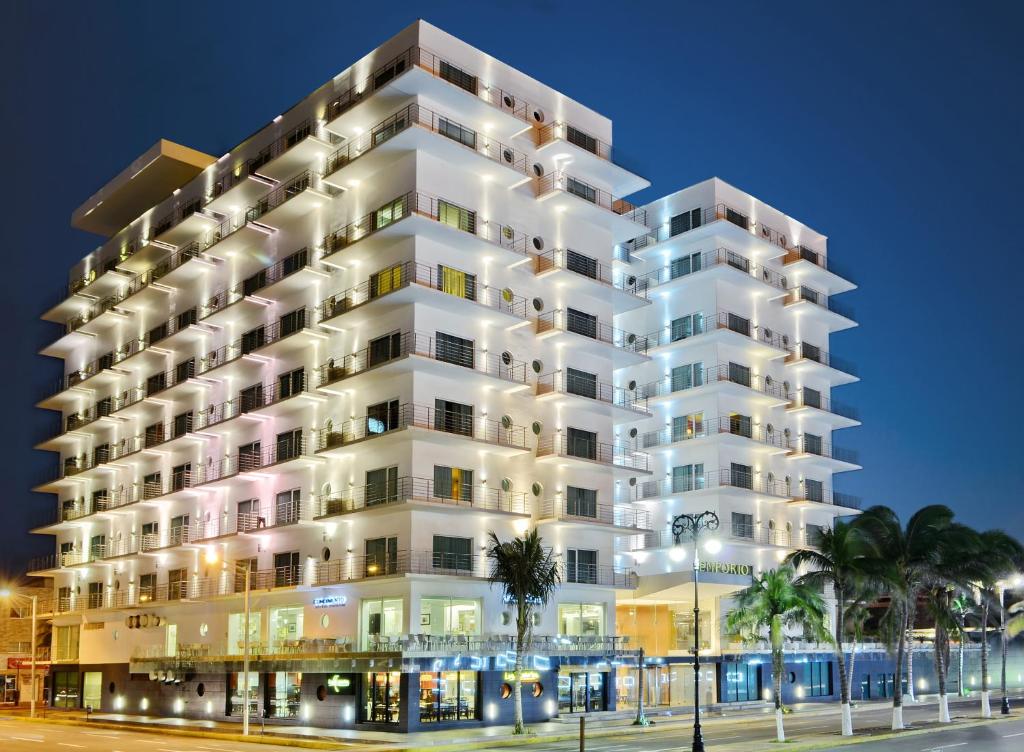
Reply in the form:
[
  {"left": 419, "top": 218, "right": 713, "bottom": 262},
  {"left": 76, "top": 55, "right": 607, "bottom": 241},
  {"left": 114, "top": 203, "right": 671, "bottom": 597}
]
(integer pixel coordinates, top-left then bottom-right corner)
[
  {"left": 419, "top": 597, "right": 481, "bottom": 636},
  {"left": 802, "top": 661, "right": 834, "bottom": 697},
  {"left": 362, "top": 597, "right": 403, "bottom": 650},
  {"left": 670, "top": 362, "right": 704, "bottom": 393},
  {"left": 566, "top": 486, "right": 597, "bottom": 518},
  {"left": 419, "top": 671, "right": 479, "bottom": 722},
  {"left": 670, "top": 312, "right": 704, "bottom": 341},
  {"left": 365, "top": 537, "right": 398, "bottom": 577},
  {"left": 566, "top": 308, "right": 598, "bottom": 339},
  {"left": 434, "top": 399, "right": 473, "bottom": 436},
  {"left": 433, "top": 535, "right": 472, "bottom": 571},
  {"left": 671, "top": 412, "right": 704, "bottom": 442},
  {"left": 566, "top": 368, "right": 598, "bottom": 399},
  {"left": 437, "top": 118, "right": 477, "bottom": 148},
  {"left": 269, "top": 671, "right": 302, "bottom": 718},
  {"left": 228, "top": 611, "right": 262, "bottom": 654},
  {"left": 366, "top": 399, "right": 400, "bottom": 434},
  {"left": 671, "top": 464, "right": 705, "bottom": 493},
  {"left": 436, "top": 332, "right": 474, "bottom": 369},
  {"left": 366, "top": 466, "right": 399, "bottom": 505},
  {"left": 558, "top": 603, "right": 604, "bottom": 636},
  {"left": 368, "top": 332, "right": 403, "bottom": 366},
  {"left": 437, "top": 263, "right": 476, "bottom": 298},
  {"left": 720, "top": 661, "right": 761, "bottom": 703},
  {"left": 437, "top": 201, "right": 475, "bottom": 233},
  {"left": 52, "top": 670, "right": 80, "bottom": 709},
  {"left": 370, "top": 263, "right": 404, "bottom": 298},
  {"left": 731, "top": 512, "right": 754, "bottom": 539},
  {"left": 270, "top": 606, "right": 304, "bottom": 649},
  {"left": 567, "top": 427, "right": 597, "bottom": 460},
  {"left": 228, "top": 671, "right": 260, "bottom": 716},
  {"left": 365, "top": 671, "right": 402, "bottom": 723},
  {"left": 53, "top": 625, "right": 80, "bottom": 662},
  {"left": 669, "top": 208, "right": 702, "bottom": 237},
  {"left": 669, "top": 251, "right": 702, "bottom": 279},
  {"left": 566, "top": 249, "right": 598, "bottom": 278},
  {"left": 275, "top": 488, "right": 301, "bottom": 525},
  {"left": 433, "top": 465, "right": 473, "bottom": 502},
  {"left": 373, "top": 197, "right": 405, "bottom": 230}
]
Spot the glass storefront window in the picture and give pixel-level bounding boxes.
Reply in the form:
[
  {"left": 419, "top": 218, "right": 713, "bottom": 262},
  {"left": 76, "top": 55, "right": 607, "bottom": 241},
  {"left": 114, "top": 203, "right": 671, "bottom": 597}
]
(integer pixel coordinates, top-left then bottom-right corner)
[
  {"left": 270, "top": 606, "right": 304, "bottom": 649},
  {"left": 419, "top": 597, "right": 481, "bottom": 636},
  {"left": 362, "top": 598, "right": 403, "bottom": 649},
  {"left": 365, "top": 671, "right": 401, "bottom": 723},
  {"left": 52, "top": 670, "right": 79, "bottom": 709},
  {"left": 671, "top": 607, "right": 712, "bottom": 652},
  {"left": 269, "top": 671, "right": 302, "bottom": 718},
  {"left": 418, "top": 671, "right": 478, "bottom": 722},
  {"left": 720, "top": 661, "right": 761, "bottom": 702},
  {"left": 82, "top": 672, "right": 101, "bottom": 710},
  {"left": 557, "top": 672, "right": 606, "bottom": 712},
  {"left": 228, "top": 671, "right": 260, "bottom": 716},
  {"left": 557, "top": 603, "right": 604, "bottom": 636},
  {"left": 228, "top": 612, "right": 262, "bottom": 654}
]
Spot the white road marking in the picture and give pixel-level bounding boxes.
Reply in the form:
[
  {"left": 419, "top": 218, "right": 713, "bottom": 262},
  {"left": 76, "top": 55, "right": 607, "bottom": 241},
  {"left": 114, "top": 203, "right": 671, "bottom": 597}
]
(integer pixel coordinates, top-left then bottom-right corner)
[
  {"left": 10, "top": 737, "right": 44, "bottom": 743},
  {"left": 1004, "top": 732, "right": 1024, "bottom": 737},
  {"left": 57, "top": 745, "right": 85, "bottom": 749},
  {"left": 921, "top": 744, "right": 967, "bottom": 751}
]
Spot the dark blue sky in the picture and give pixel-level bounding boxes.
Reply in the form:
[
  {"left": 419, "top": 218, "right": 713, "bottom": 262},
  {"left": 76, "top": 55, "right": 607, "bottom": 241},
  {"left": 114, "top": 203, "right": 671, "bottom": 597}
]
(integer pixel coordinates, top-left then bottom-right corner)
[{"left": 1, "top": 1, "right": 1021, "bottom": 571}]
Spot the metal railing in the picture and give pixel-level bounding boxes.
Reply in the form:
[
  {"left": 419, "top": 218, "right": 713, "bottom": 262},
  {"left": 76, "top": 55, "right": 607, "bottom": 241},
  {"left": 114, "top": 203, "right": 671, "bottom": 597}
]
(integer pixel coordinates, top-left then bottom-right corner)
[
  {"left": 536, "top": 434, "right": 650, "bottom": 472},
  {"left": 639, "top": 416, "right": 791, "bottom": 451},
  {"left": 245, "top": 169, "right": 323, "bottom": 224},
  {"left": 645, "top": 310, "right": 793, "bottom": 353},
  {"left": 534, "top": 171, "right": 647, "bottom": 226},
  {"left": 620, "top": 468, "right": 793, "bottom": 503},
  {"left": 558, "top": 562, "right": 638, "bottom": 588},
  {"left": 536, "top": 309, "right": 648, "bottom": 355},
  {"left": 643, "top": 247, "right": 788, "bottom": 292},
  {"left": 788, "top": 390, "right": 859, "bottom": 420},
  {"left": 314, "top": 476, "right": 528, "bottom": 518},
  {"left": 622, "top": 202, "right": 801, "bottom": 255},
  {"left": 785, "top": 285, "right": 855, "bottom": 320},
  {"left": 785, "top": 342, "right": 857, "bottom": 377},
  {"left": 533, "top": 248, "right": 649, "bottom": 299},
  {"left": 150, "top": 197, "right": 210, "bottom": 240},
  {"left": 248, "top": 118, "right": 332, "bottom": 175},
  {"left": 314, "top": 550, "right": 491, "bottom": 585},
  {"left": 637, "top": 363, "right": 788, "bottom": 402},
  {"left": 790, "top": 437, "right": 859, "bottom": 464},
  {"left": 782, "top": 245, "right": 853, "bottom": 282},
  {"left": 316, "top": 403, "right": 528, "bottom": 452},
  {"left": 324, "top": 102, "right": 527, "bottom": 179},
  {"left": 538, "top": 498, "right": 652, "bottom": 529},
  {"left": 792, "top": 486, "right": 862, "bottom": 508},
  {"left": 629, "top": 525, "right": 810, "bottom": 551},
  {"left": 536, "top": 370, "right": 648, "bottom": 414},
  {"left": 535, "top": 121, "right": 612, "bottom": 160}
]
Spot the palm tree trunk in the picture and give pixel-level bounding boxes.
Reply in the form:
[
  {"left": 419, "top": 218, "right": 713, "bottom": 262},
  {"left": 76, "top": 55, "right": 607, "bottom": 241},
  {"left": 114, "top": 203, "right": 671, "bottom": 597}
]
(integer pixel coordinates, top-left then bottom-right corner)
[
  {"left": 772, "top": 615, "right": 785, "bottom": 743},
  {"left": 981, "top": 599, "right": 991, "bottom": 718},
  {"left": 835, "top": 589, "right": 852, "bottom": 736},
  {"left": 892, "top": 606, "right": 906, "bottom": 730},
  {"left": 936, "top": 619, "right": 950, "bottom": 722},
  {"left": 957, "top": 616, "right": 965, "bottom": 698},
  {"left": 513, "top": 612, "right": 526, "bottom": 734},
  {"left": 906, "top": 628, "right": 916, "bottom": 703},
  {"left": 847, "top": 640, "right": 858, "bottom": 704}
]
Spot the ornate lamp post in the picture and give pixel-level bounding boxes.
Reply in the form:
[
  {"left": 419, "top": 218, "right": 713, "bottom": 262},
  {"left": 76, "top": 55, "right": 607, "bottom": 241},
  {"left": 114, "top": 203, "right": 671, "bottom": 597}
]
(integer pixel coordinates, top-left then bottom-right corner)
[
  {"left": 672, "top": 511, "right": 720, "bottom": 752},
  {"left": 999, "top": 583, "right": 1009, "bottom": 715}
]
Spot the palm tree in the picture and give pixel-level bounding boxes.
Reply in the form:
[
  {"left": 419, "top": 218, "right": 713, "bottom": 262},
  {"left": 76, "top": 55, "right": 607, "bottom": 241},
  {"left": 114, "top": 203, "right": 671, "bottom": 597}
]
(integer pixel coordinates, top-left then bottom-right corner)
[
  {"left": 725, "top": 565, "right": 831, "bottom": 742},
  {"left": 844, "top": 594, "right": 875, "bottom": 703},
  {"left": 855, "top": 504, "right": 955, "bottom": 730},
  {"left": 786, "top": 520, "right": 874, "bottom": 736},
  {"left": 950, "top": 594, "right": 974, "bottom": 697},
  {"left": 486, "top": 529, "right": 560, "bottom": 734}
]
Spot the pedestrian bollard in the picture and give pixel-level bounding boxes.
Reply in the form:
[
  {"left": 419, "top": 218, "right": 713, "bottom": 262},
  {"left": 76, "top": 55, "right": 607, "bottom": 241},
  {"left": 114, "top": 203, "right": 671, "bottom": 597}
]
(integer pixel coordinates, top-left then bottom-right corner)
[{"left": 579, "top": 715, "right": 585, "bottom": 752}]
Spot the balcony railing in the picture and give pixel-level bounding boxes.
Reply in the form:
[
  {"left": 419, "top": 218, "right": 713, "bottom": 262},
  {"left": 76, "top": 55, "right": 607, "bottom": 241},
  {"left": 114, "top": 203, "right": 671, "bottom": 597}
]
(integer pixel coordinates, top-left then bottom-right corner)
[
  {"left": 638, "top": 416, "right": 790, "bottom": 451},
  {"left": 638, "top": 363, "right": 789, "bottom": 402},
  {"left": 538, "top": 498, "right": 652, "bottom": 530},
  {"left": 245, "top": 169, "right": 321, "bottom": 224},
  {"left": 790, "top": 437, "right": 859, "bottom": 464},
  {"left": 150, "top": 197, "right": 209, "bottom": 240},
  {"left": 783, "top": 245, "right": 853, "bottom": 282},
  {"left": 643, "top": 247, "right": 788, "bottom": 292},
  {"left": 535, "top": 122, "right": 612, "bottom": 161},
  {"left": 534, "top": 172, "right": 647, "bottom": 226},
  {"left": 536, "top": 371, "right": 648, "bottom": 414},
  {"left": 792, "top": 486, "right": 862, "bottom": 508},
  {"left": 785, "top": 285, "right": 855, "bottom": 320},
  {"left": 314, "top": 476, "right": 528, "bottom": 519},
  {"left": 533, "top": 248, "right": 649, "bottom": 299},
  {"left": 247, "top": 118, "right": 333, "bottom": 175},
  {"left": 316, "top": 403, "right": 528, "bottom": 452},
  {"left": 629, "top": 525, "right": 811, "bottom": 552},
  {"left": 646, "top": 311, "right": 793, "bottom": 353},
  {"left": 536, "top": 434, "right": 650, "bottom": 472},
  {"left": 788, "top": 390, "right": 859, "bottom": 420},
  {"left": 536, "top": 309, "right": 648, "bottom": 356},
  {"left": 558, "top": 562, "right": 638, "bottom": 588},
  {"left": 785, "top": 342, "right": 857, "bottom": 377},
  {"left": 621, "top": 468, "right": 793, "bottom": 503},
  {"left": 324, "top": 102, "right": 527, "bottom": 179},
  {"left": 314, "top": 550, "right": 491, "bottom": 585}
]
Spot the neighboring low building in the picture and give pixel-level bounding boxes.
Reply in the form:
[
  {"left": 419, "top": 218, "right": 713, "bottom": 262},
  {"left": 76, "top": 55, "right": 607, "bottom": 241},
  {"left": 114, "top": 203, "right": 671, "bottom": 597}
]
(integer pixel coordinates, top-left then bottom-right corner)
[{"left": 0, "top": 578, "right": 52, "bottom": 705}]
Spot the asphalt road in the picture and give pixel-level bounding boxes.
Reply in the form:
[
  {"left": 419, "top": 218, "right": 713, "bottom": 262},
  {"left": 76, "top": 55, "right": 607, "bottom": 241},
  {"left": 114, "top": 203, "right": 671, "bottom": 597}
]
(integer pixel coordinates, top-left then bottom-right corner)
[{"left": 817, "top": 716, "right": 1024, "bottom": 752}]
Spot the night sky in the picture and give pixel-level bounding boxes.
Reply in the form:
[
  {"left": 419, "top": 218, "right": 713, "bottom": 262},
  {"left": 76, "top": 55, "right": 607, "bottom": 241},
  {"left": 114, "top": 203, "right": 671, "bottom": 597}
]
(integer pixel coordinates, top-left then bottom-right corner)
[{"left": 1, "top": 1, "right": 1021, "bottom": 573}]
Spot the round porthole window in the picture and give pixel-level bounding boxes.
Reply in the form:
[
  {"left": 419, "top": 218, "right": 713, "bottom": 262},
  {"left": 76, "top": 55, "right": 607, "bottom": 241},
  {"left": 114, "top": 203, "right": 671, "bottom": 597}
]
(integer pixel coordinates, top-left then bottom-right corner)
[
  {"left": 501, "top": 351, "right": 513, "bottom": 366},
  {"left": 502, "top": 226, "right": 514, "bottom": 241},
  {"left": 531, "top": 359, "right": 543, "bottom": 374},
  {"left": 628, "top": 427, "right": 638, "bottom": 438},
  {"left": 322, "top": 547, "right": 331, "bottom": 562},
  {"left": 199, "top": 623, "right": 208, "bottom": 637},
  {"left": 502, "top": 287, "right": 514, "bottom": 303},
  {"left": 532, "top": 163, "right": 545, "bottom": 178},
  {"left": 532, "top": 683, "right": 544, "bottom": 698},
  {"left": 500, "top": 683, "right": 512, "bottom": 699},
  {"left": 502, "top": 148, "right": 513, "bottom": 164},
  {"left": 321, "top": 614, "right": 330, "bottom": 629},
  {"left": 317, "top": 685, "right": 327, "bottom": 701},
  {"left": 108, "top": 682, "right": 116, "bottom": 695},
  {"left": 531, "top": 482, "right": 544, "bottom": 497},
  {"left": 501, "top": 415, "right": 513, "bottom": 429},
  {"left": 532, "top": 297, "right": 544, "bottom": 312},
  {"left": 503, "top": 94, "right": 516, "bottom": 109},
  {"left": 629, "top": 477, "right": 637, "bottom": 487},
  {"left": 532, "top": 108, "right": 545, "bottom": 123},
  {"left": 531, "top": 420, "right": 543, "bottom": 435},
  {"left": 532, "top": 236, "right": 544, "bottom": 251},
  {"left": 501, "top": 477, "right": 513, "bottom": 493}
]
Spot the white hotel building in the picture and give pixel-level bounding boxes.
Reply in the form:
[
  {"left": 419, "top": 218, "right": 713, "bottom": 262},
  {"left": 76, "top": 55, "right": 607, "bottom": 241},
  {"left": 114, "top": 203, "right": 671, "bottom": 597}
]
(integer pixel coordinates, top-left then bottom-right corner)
[{"left": 31, "top": 20, "right": 858, "bottom": 729}]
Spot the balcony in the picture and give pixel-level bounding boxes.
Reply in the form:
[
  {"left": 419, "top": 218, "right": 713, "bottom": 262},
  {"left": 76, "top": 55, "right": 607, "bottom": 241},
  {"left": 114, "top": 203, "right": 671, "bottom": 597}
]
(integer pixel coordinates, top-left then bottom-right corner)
[
  {"left": 537, "top": 498, "right": 652, "bottom": 532},
  {"left": 243, "top": 170, "right": 333, "bottom": 230},
  {"left": 785, "top": 342, "right": 859, "bottom": 386},
  {"left": 638, "top": 363, "right": 790, "bottom": 407},
  {"left": 533, "top": 121, "right": 647, "bottom": 195},
  {"left": 320, "top": 260, "right": 529, "bottom": 331},
  {"left": 315, "top": 402, "right": 530, "bottom": 457},
  {"left": 628, "top": 525, "right": 812, "bottom": 553},
  {"left": 782, "top": 245, "right": 856, "bottom": 295},
  {"left": 621, "top": 468, "right": 792, "bottom": 504},
  {"left": 637, "top": 416, "right": 791, "bottom": 454},
  {"left": 641, "top": 247, "right": 790, "bottom": 300},
  {"left": 314, "top": 550, "right": 492, "bottom": 585},
  {"left": 321, "top": 103, "right": 529, "bottom": 190},
  {"left": 787, "top": 389, "right": 860, "bottom": 429},
  {"left": 790, "top": 486, "right": 862, "bottom": 511},
  {"left": 313, "top": 475, "right": 529, "bottom": 519},
  {"left": 42, "top": 266, "right": 134, "bottom": 325},
  {"left": 558, "top": 562, "right": 638, "bottom": 589},
  {"left": 645, "top": 310, "right": 793, "bottom": 359},
  {"left": 536, "top": 434, "right": 651, "bottom": 475},
  {"left": 533, "top": 171, "right": 648, "bottom": 239},
  {"left": 784, "top": 285, "right": 856, "bottom": 332},
  {"left": 535, "top": 309, "right": 649, "bottom": 365},
  {"left": 246, "top": 119, "right": 335, "bottom": 183},
  {"left": 788, "top": 437, "right": 861, "bottom": 472},
  {"left": 317, "top": 330, "right": 529, "bottom": 394},
  {"left": 535, "top": 370, "right": 649, "bottom": 421},
  {"left": 532, "top": 248, "right": 650, "bottom": 312},
  {"left": 149, "top": 201, "right": 220, "bottom": 247}
]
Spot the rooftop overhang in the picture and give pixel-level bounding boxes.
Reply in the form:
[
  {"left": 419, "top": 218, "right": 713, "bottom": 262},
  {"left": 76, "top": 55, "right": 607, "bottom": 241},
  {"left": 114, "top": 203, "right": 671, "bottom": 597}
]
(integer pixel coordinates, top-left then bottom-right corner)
[{"left": 71, "top": 139, "right": 216, "bottom": 237}]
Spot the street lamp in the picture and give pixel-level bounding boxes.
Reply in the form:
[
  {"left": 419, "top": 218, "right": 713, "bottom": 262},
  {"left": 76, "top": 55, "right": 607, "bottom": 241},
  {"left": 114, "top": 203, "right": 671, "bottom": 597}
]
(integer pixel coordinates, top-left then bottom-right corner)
[
  {"left": 0, "top": 587, "right": 38, "bottom": 718},
  {"left": 671, "top": 511, "right": 720, "bottom": 752},
  {"left": 204, "top": 550, "right": 252, "bottom": 735},
  {"left": 999, "top": 582, "right": 1010, "bottom": 715}
]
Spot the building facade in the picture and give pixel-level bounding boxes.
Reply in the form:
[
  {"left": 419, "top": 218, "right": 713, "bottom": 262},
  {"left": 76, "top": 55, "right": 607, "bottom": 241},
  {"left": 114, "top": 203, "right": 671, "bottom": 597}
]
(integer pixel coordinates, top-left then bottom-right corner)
[{"left": 31, "top": 21, "right": 857, "bottom": 729}]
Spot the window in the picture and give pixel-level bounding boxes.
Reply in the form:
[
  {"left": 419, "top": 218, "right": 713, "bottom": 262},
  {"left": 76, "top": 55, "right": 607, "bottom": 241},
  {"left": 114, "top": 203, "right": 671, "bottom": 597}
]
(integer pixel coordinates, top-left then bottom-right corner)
[
  {"left": 802, "top": 386, "right": 822, "bottom": 409},
  {"left": 362, "top": 597, "right": 403, "bottom": 650},
  {"left": 93, "top": 442, "right": 109, "bottom": 465},
  {"left": 228, "top": 610, "right": 261, "bottom": 654},
  {"left": 670, "top": 312, "right": 705, "bottom": 341},
  {"left": 281, "top": 247, "right": 308, "bottom": 276},
  {"left": 172, "top": 410, "right": 193, "bottom": 438},
  {"left": 726, "top": 312, "right": 751, "bottom": 336},
  {"left": 228, "top": 671, "right": 260, "bottom": 717},
  {"left": 434, "top": 399, "right": 473, "bottom": 437},
  {"left": 566, "top": 177, "right": 596, "bottom": 203},
  {"left": 669, "top": 208, "right": 702, "bottom": 236},
  {"left": 144, "top": 421, "right": 165, "bottom": 448},
  {"left": 278, "top": 367, "right": 305, "bottom": 399},
  {"left": 52, "top": 669, "right": 80, "bottom": 708},
  {"left": 373, "top": 56, "right": 406, "bottom": 89},
  {"left": 372, "top": 111, "right": 407, "bottom": 145},
  {"left": 273, "top": 551, "right": 300, "bottom": 587},
  {"left": 566, "top": 549, "right": 597, "bottom": 584},
  {"left": 728, "top": 413, "right": 752, "bottom": 438},
  {"left": 237, "top": 499, "right": 261, "bottom": 532},
  {"left": 565, "top": 125, "right": 597, "bottom": 154},
  {"left": 437, "top": 201, "right": 475, "bottom": 233},
  {"left": 419, "top": 671, "right": 479, "bottom": 722},
  {"left": 87, "top": 581, "right": 103, "bottom": 609},
  {"left": 807, "top": 524, "right": 826, "bottom": 547},
  {"left": 169, "top": 514, "right": 189, "bottom": 545},
  {"left": 269, "top": 671, "right": 302, "bottom": 719},
  {"left": 566, "top": 307, "right": 598, "bottom": 339},
  {"left": 728, "top": 362, "right": 751, "bottom": 388},
  {"left": 567, "top": 427, "right": 597, "bottom": 460},
  {"left": 365, "top": 671, "right": 402, "bottom": 723},
  {"left": 672, "top": 412, "right": 704, "bottom": 442},
  {"left": 168, "top": 567, "right": 187, "bottom": 600},
  {"left": 725, "top": 207, "right": 749, "bottom": 229},
  {"left": 433, "top": 465, "right": 473, "bottom": 502},
  {"left": 369, "top": 331, "right": 404, "bottom": 367},
  {"left": 419, "top": 597, "right": 481, "bottom": 637},
  {"left": 566, "top": 249, "right": 599, "bottom": 279},
  {"left": 269, "top": 606, "right": 304, "bottom": 648},
  {"left": 366, "top": 399, "right": 400, "bottom": 435},
  {"left": 805, "top": 479, "right": 825, "bottom": 503},
  {"left": 53, "top": 625, "right": 80, "bottom": 662},
  {"left": 672, "top": 463, "right": 705, "bottom": 493},
  {"left": 369, "top": 263, "right": 403, "bottom": 298},
  {"left": 366, "top": 466, "right": 399, "bottom": 506},
  {"left": 720, "top": 661, "right": 761, "bottom": 703},
  {"left": 725, "top": 249, "right": 750, "bottom": 272},
  {"left": 372, "top": 196, "right": 405, "bottom": 230},
  {"left": 143, "top": 471, "right": 162, "bottom": 499},
  {"left": 732, "top": 512, "right": 754, "bottom": 539},
  {"left": 276, "top": 428, "right": 303, "bottom": 461},
  {"left": 138, "top": 573, "right": 157, "bottom": 603},
  {"left": 275, "top": 488, "right": 301, "bottom": 526},
  {"left": 238, "top": 440, "right": 262, "bottom": 471},
  {"left": 241, "top": 324, "right": 266, "bottom": 354},
  {"left": 802, "top": 661, "right": 833, "bottom": 697},
  {"left": 558, "top": 603, "right": 604, "bottom": 635},
  {"left": 801, "top": 341, "right": 822, "bottom": 362},
  {"left": 730, "top": 462, "right": 753, "bottom": 490},
  {"left": 146, "top": 370, "right": 167, "bottom": 395},
  {"left": 279, "top": 308, "right": 306, "bottom": 336},
  {"left": 240, "top": 382, "right": 264, "bottom": 412},
  {"left": 670, "top": 361, "right": 704, "bottom": 392},
  {"left": 566, "top": 368, "right": 598, "bottom": 399},
  {"left": 437, "top": 263, "right": 476, "bottom": 299},
  {"left": 243, "top": 268, "right": 268, "bottom": 296},
  {"left": 804, "top": 433, "right": 824, "bottom": 456},
  {"left": 438, "top": 117, "right": 476, "bottom": 148},
  {"left": 171, "top": 462, "right": 191, "bottom": 491},
  {"left": 365, "top": 537, "right": 398, "bottom": 577},
  {"left": 439, "top": 59, "right": 477, "bottom": 92},
  {"left": 436, "top": 332, "right": 474, "bottom": 369},
  {"left": 669, "top": 251, "right": 702, "bottom": 279},
  {"left": 147, "top": 321, "right": 168, "bottom": 345},
  {"left": 566, "top": 486, "right": 597, "bottom": 518},
  {"left": 433, "top": 535, "right": 472, "bottom": 571}
]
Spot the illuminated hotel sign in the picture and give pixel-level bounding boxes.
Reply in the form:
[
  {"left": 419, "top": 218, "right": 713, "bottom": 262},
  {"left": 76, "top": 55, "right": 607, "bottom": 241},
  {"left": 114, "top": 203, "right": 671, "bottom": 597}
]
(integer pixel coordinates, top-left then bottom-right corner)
[
  {"left": 327, "top": 675, "right": 351, "bottom": 693},
  {"left": 502, "top": 671, "right": 541, "bottom": 683},
  {"left": 699, "top": 561, "right": 753, "bottom": 576},
  {"left": 313, "top": 595, "right": 348, "bottom": 608}
]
